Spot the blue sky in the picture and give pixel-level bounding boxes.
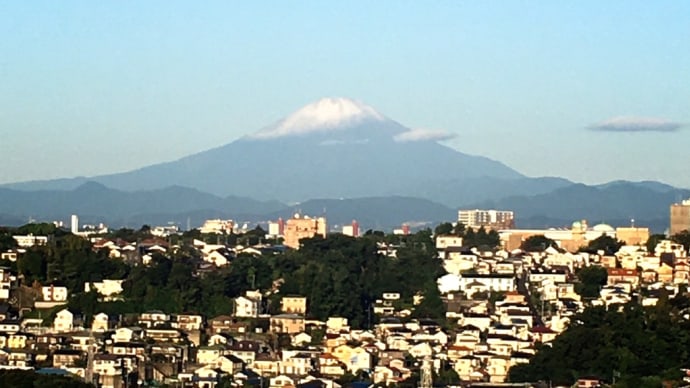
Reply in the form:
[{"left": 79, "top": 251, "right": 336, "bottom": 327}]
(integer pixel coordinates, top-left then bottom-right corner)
[{"left": 1, "top": 1, "right": 689, "bottom": 187}]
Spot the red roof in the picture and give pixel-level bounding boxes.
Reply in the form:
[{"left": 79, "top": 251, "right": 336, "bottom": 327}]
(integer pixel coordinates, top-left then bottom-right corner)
[
  {"left": 319, "top": 353, "right": 338, "bottom": 360},
  {"left": 448, "top": 345, "right": 473, "bottom": 351},
  {"left": 607, "top": 268, "right": 638, "bottom": 277},
  {"left": 530, "top": 325, "right": 556, "bottom": 334}
]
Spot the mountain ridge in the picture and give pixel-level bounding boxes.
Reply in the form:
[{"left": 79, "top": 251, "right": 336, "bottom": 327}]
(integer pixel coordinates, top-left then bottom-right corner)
[{"left": 0, "top": 180, "right": 682, "bottom": 232}]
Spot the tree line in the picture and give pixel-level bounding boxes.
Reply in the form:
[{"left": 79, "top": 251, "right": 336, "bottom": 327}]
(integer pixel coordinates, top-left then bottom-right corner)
[
  {"left": 2, "top": 223, "right": 448, "bottom": 327},
  {"left": 508, "top": 291, "right": 690, "bottom": 387}
]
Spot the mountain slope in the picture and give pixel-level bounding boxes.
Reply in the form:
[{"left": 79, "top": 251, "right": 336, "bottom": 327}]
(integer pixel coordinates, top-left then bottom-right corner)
[{"left": 2, "top": 97, "right": 524, "bottom": 203}]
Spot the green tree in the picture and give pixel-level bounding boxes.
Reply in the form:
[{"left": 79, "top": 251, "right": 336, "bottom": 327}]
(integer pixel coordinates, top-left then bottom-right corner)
[
  {"left": 17, "top": 250, "right": 47, "bottom": 283},
  {"left": 671, "top": 230, "right": 690, "bottom": 252},
  {"left": 575, "top": 266, "right": 608, "bottom": 298},
  {"left": 437, "top": 365, "right": 461, "bottom": 385},
  {"left": 453, "top": 222, "right": 466, "bottom": 236},
  {"left": 434, "top": 222, "right": 454, "bottom": 236},
  {"left": 521, "top": 235, "right": 557, "bottom": 252},
  {"left": 645, "top": 234, "right": 666, "bottom": 254},
  {"left": 584, "top": 234, "right": 624, "bottom": 255},
  {"left": 411, "top": 283, "right": 445, "bottom": 320},
  {"left": 0, "top": 230, "right": 17, "bottom": 251},
  {"left": 509, "top": 294, "right": 690, "bottom": 387},
  {"left": 0, "top": 369, "right": 94, "bottom": 387}
]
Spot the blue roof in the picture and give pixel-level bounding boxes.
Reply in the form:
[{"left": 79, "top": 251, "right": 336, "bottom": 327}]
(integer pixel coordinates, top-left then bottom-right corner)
[{"left": 36, "top": 368, "right": 70, "bottom": 375}]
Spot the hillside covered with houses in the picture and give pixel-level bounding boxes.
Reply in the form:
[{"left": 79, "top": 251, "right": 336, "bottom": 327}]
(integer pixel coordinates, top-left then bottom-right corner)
[{"left": 1, "top": 221, "right": 690, "bottom": 388}]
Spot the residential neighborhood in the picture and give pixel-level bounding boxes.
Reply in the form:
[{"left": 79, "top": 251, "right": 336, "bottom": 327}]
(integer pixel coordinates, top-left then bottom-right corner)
[{"left": 0, "top": 207, "right": 690, "bottom": 388}]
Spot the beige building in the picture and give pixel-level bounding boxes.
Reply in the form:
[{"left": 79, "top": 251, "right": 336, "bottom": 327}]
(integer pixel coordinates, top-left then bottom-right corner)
[
  {"left": 671, "top": 199, "right": 690, "bottom": 235},
  {"left": 616, "top": 227, "right": 650, "bottom": 246},
  {"left": 499, "top": 220, "right": 624, "bottom": 252},
  {"left": 199, "top": 219, "right": 234, "bottom": 234},
  {"left": 281, "top": 296, "right": 307, "bottom": 315},
  {"left": 269, "top": 314, "right": 305, "bottom": 334},
  {"left": 283, "top": 214, "right": 327, "bottom": 249}
]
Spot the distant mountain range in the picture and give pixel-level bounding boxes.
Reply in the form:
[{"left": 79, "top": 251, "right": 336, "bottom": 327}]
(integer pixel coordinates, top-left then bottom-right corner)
[
  {"left": 0, "top": 183, "right": 454, "bottom": 230},
  {"left": 469, "top": 182, "right": 689, "bottom": 232},
  {"left": 1, "top": 98, "right": 686, "bottom": 232}
]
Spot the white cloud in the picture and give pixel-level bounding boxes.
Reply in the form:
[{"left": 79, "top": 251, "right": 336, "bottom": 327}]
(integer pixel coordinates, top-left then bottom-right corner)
[
  {"left": 589, "top": 116, "right": 683, "bottom": 132},
  {"left": 319, "top": 139, "right": 370, "bottom": 146},
  {"left": 393, "top": 128, "right": 457, "bottom": 142}
]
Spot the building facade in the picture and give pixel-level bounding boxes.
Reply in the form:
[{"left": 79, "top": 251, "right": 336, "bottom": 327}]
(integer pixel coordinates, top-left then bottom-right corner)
[
  {"left": 458, "top": 209, "right": 514, "bottom": 229},
  {"left": 671, "top": 199, "right": 690, "bottom": 235},
  {"left": 199, "top": 219, "right": 234, "bottom": 234},
  {"left": 283, "top": 214, "right": 327, "bottom": 249}
]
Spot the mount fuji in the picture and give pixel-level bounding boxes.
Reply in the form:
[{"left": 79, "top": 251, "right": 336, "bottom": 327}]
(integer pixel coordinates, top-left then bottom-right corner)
[
  {"left": 2, "top": 97, "right": 687, "bottom": 231},
  {"left": 6, "top": 97, "right": 562, "bottom": 205}
]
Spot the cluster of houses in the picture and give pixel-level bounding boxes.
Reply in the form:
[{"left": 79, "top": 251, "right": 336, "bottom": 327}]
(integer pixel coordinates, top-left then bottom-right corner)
[
  {"left": 430, "top": 234, "right": 690, "bottom": 386},
  {"left": 1, "top": 223, "right": 689, "bottom": 388}
]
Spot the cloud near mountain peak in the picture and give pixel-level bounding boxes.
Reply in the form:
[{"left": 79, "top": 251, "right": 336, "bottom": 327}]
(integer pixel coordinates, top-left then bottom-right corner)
[{"left": 394, "top": 128, "right": 457, "bottom": 142}]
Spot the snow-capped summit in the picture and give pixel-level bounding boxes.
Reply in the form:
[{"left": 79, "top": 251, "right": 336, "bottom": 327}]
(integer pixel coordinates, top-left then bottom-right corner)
[{"left": 250, "top": 97, "right": 387, "bottom": 139}]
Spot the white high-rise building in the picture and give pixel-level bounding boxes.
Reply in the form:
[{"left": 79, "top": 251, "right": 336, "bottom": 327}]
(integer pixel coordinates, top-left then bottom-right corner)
[
  {"left": 458, "top": 209, "right": 514, "bottom": 229},
  {"left": 70, "top": 214, "right": 79, "bottom": 234}
]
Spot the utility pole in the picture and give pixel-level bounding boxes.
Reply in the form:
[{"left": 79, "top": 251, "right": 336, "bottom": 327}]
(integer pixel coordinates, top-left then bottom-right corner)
[
  {"left": 85, "top": 331, "right": 95, "bottom": 385},
  {"left": 419, "top": 356, "right": 433, "bottom": 388}
]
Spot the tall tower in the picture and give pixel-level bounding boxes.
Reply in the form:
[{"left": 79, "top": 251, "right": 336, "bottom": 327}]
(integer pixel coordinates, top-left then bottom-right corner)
[{"left": 70, "top": 214, "right": 79, "bottom": 234}]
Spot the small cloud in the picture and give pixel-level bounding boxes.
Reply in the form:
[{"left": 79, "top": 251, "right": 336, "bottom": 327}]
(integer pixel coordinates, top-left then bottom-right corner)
[
  {"left": 589, "top": 116, "right": 683, "bottom": 133},
  {"left": 319, "top": 140, "right": 346, "bottom": 146},
  {"left": 318, "top": 139, "right": 370, "bottom": 146},
  {"left": 394, "top": 128, "right": 457, "bottom": 142}
]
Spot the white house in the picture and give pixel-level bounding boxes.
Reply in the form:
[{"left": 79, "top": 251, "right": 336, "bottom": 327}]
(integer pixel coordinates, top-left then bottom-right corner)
[
  {"left": 459, "top": 274, "right": 516, "bottom": 293},
  {"left": 194, "top": 365, "right": 227, "bottom": 388},
  {"left": 437, "top": 273, "right": 462, "bottom": 294},
  {"left": 528, "top": 269, "right": 568, "bottom": 285},
  {"left": 84, "top": 279, "right": 124, "bottom": 301},
  {"left": 92, "top": 312, "right": 114, "bottom": 332},
  {"left": 12, "top": 234, "right": 48, "bottom": 248},
  {"left": 113, "top": 327, "right": 142, "bottom": 343},
  {"left": 436, "top": 236, "right": 464, "bottom": 250},
  {"left": 53, "top": 309, "right": 75, "bottom": 332},
  {"left": 42, "top": 285, "right": 68, "bottom": 302},
  {"left": 234, "top": 296, "right": 260, "bottom": 318},
  {"left": 291, "top": 332, "right": 312, "bottom": 347},
  {"left": 0, "top": 269, "right": 12, "bottom": 300},
  {"left": 443, "top": 257, "right": 478, "bottom": 275},
  {"left": 204, "top": 251, "right": 230, "bottom": 267}
]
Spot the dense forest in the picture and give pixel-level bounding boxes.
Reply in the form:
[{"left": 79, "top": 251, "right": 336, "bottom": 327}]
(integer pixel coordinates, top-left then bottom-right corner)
[{"left": 508, "top": 291, "right": 690, "bottom": 387}]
